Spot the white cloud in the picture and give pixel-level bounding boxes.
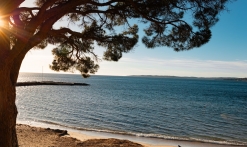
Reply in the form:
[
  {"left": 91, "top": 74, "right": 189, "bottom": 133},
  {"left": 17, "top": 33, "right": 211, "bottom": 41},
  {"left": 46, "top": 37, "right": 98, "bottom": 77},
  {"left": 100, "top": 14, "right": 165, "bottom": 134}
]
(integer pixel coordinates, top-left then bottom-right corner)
[{"left": 97, "top": 58, "right": 247, "bottom": 77}]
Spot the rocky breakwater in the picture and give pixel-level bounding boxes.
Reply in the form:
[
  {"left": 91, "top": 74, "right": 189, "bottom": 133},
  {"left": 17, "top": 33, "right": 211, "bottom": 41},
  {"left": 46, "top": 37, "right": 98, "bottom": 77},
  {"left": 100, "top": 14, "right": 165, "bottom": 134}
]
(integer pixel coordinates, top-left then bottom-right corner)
[{"left": 16, "top": 81, "right": 89, "bottom": 86}]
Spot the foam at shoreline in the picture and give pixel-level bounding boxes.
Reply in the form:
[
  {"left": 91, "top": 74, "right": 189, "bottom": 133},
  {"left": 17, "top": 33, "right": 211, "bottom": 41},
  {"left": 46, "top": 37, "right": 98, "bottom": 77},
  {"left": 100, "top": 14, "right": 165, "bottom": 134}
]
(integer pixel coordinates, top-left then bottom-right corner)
[{"left": 17, "top": 120, "right": 245, "bottom": 147}]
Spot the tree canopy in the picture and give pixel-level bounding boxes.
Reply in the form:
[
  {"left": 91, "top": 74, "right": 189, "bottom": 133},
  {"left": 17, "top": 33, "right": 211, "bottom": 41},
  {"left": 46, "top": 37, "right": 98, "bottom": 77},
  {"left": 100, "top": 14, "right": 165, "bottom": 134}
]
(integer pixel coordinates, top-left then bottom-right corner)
[{"left": 0, "top": 0, "right": 230, "bottom": 78}]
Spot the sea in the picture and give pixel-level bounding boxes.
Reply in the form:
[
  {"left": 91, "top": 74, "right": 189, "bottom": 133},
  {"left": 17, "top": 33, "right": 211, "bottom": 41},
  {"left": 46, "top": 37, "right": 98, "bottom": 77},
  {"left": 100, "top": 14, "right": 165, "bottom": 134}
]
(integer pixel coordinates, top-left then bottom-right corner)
[{"left": 16, "top": 73, "right": 247, "bottom": 146}]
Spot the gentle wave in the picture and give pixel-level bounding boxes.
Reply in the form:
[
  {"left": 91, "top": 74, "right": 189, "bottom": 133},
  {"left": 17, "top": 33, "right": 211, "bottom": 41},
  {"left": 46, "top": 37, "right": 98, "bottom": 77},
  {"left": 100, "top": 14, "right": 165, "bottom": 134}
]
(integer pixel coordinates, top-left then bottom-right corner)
[{"left": 20, "top": 119, "right": 247, "bottom": 146}]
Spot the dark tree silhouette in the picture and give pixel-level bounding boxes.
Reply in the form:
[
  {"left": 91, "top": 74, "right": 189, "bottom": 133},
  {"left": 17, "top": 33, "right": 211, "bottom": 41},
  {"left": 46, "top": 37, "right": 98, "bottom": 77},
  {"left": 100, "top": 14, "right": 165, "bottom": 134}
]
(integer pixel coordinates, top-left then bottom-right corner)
[{"left": 0, "top": 0, "right": 230, "bottom": 146}]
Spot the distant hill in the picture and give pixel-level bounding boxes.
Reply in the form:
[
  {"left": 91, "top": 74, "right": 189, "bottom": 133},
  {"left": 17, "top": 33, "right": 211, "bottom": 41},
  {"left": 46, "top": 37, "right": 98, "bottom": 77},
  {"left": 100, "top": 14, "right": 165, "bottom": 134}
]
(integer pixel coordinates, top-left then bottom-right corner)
[
  {"left": 129, "top": 75, "right": 247, "bottom": 81},
  {"left": 222, "top": 78, "right": 247, "bottom": 82}
]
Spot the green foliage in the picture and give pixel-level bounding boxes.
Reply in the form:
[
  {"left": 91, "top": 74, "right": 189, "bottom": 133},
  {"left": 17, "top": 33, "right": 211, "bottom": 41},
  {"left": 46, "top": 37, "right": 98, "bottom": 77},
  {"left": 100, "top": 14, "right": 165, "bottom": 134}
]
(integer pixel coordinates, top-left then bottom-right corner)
[{"left": 8, "top": 0, "right": 230, "bottom": 77}]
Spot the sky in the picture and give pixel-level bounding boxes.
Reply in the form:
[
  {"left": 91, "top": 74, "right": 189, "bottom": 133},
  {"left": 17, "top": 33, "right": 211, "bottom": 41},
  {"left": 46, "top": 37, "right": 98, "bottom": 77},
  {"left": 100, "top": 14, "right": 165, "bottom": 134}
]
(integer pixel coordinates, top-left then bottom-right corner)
[{"left": 19, "top": 0, "right": 247, "bottom": 77}]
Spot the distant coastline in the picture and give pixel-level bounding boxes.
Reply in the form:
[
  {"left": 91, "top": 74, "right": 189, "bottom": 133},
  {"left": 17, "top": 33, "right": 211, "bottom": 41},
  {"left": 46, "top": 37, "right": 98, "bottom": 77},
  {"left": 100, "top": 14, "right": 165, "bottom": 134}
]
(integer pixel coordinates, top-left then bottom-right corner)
[
  {"left": 129, "top": 75, "right": 247, "bottom": 81},
  {"left": 222, "top": 78, "right": 247, "bottom": 82}
]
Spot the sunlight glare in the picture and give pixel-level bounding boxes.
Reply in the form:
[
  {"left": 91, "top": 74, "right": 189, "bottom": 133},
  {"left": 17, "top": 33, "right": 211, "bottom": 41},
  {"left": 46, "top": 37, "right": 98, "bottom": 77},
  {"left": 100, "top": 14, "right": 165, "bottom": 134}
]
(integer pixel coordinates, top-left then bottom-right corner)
[{"left": 0, "top": 16, "right": 4, "bottom": 27}]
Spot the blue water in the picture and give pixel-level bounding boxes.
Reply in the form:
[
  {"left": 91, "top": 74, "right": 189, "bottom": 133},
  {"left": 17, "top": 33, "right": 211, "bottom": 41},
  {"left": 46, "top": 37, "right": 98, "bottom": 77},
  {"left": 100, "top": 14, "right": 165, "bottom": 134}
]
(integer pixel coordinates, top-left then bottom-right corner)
[{"left": 16, "top": 73, "right": 247, "bottom": 146}]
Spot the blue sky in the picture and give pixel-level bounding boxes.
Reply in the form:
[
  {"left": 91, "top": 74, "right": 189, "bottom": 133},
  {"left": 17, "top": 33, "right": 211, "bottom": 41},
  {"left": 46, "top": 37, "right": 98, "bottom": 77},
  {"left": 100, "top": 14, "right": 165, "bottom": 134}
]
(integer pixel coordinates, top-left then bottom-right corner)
[{"left": 20, "top": 0, "right": 247, "bottom": 77}]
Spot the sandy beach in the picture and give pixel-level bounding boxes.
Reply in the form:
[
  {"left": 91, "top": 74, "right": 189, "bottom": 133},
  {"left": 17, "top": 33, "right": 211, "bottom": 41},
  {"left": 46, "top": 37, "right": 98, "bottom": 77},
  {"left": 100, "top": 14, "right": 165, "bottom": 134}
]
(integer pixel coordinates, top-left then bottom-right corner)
[
  {"left": 17, "top": 124, "right": 173, "bottom": 147},
  {"left": 16, "top": 124, "right": 242, "bottom": 147}
]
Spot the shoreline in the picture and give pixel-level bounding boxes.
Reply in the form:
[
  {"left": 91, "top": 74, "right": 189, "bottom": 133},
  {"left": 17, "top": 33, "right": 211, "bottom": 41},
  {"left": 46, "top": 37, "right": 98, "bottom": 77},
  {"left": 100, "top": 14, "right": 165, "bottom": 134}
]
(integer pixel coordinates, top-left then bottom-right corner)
[
  {"left": 17, "top": 124, "right": 144, "bottom": 147},
  {"left": 17, "top": 121, "right": 244, "bottom": 147}
]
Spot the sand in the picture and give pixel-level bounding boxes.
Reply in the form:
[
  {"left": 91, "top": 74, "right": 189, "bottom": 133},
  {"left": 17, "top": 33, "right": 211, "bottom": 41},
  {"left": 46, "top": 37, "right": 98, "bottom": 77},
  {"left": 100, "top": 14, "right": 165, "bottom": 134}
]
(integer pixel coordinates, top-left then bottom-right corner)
[
  {"left": 16, "top": 124, "right": 174, "bottom": 147},
  {"left": 17, "top": 124, "right": 240, "bottom": 147}
]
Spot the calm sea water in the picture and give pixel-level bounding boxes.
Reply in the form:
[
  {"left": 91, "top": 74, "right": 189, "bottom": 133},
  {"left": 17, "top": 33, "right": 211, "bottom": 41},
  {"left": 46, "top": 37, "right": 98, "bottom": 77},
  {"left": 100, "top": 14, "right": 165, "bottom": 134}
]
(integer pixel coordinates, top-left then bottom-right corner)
[{"left": 16, "top": 73, "right": 247, "bottom": 146}]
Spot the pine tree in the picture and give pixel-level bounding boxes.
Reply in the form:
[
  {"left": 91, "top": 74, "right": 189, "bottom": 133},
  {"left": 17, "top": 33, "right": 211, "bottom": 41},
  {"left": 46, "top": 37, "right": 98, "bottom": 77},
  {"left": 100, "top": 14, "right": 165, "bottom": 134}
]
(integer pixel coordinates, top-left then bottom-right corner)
[{"left": 0, "top": 0, "right": 229, "bottom": 146}]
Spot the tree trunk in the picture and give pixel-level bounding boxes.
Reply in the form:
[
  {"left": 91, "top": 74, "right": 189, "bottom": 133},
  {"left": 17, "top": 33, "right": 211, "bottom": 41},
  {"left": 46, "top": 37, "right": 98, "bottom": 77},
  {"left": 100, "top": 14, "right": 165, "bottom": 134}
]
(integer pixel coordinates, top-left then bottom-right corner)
[
  {"left": 0, "top": 2, "right": 26, "bottom": 146},
  {"left": 0, "top": 62, "right": 18, "bottom": 146}
]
